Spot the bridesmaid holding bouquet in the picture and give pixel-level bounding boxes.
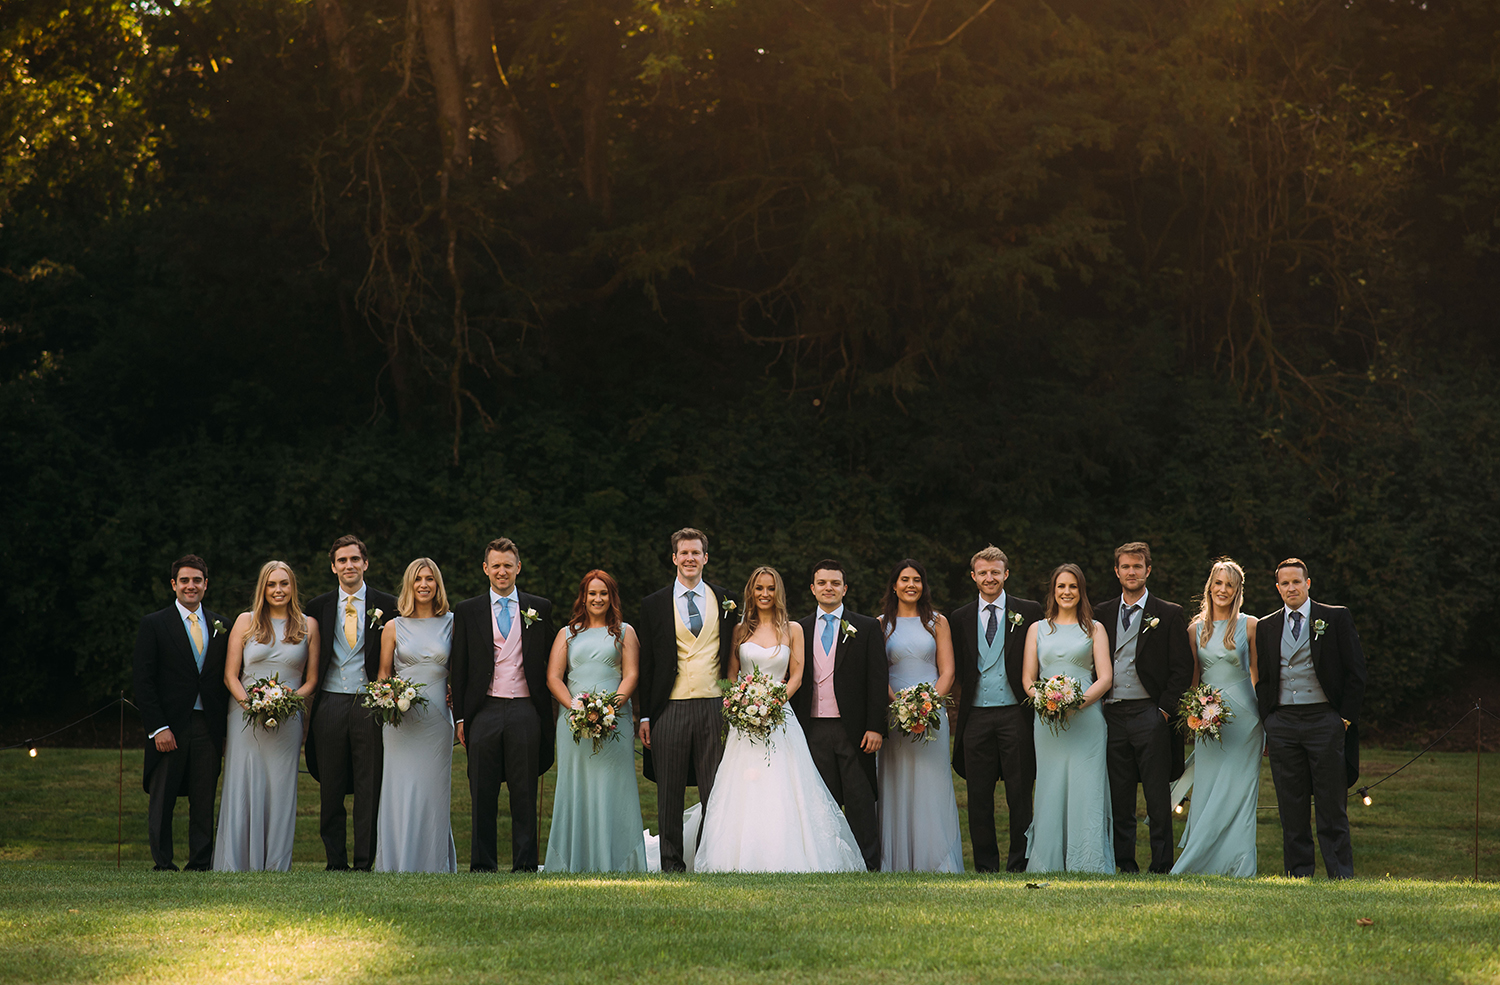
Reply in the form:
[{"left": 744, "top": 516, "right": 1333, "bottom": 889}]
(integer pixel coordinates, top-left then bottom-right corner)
[
  {"left": 544, "top": 570, "right": 647, "bottom": 872},
  {"left": 1171, "top": 559, "right": 1263, "bottom": 877}
]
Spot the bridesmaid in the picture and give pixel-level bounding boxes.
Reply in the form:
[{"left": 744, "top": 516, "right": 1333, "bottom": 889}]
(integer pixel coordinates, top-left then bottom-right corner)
[
  {"left": 374, "top": 558, "right": 458, "bottom": 873},
  {"left": 543, "top": 570, "right": 647, "bottom": 872},
  {"left": 877, "top": 559, "right": 964, "bottom": 873},
  {"left": 1171, "top": 558, "right": 1263, "bottom": 877},
  {"left": 1023, "top": 563, "right": 1113, "bottom": 874},
  {"left": 214, "top": 561, "right": 319, "bottom": 871}
]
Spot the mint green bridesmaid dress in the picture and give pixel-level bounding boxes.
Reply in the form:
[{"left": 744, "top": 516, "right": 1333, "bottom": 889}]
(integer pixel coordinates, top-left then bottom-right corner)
[{"left": 1170, "top": 615, "right": 1263, "bottom": 877}]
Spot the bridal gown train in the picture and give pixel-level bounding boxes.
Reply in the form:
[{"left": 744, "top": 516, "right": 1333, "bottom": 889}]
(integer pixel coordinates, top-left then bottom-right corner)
[{"left": 695, "top": 642, "right": 865, "bottom": 872}]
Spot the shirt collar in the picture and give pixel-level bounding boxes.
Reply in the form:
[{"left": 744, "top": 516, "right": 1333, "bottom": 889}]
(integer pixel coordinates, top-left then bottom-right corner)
[
  {"left": 342, "top": 583, "right": 367, "bottom": 605},
  {"left": 675, "top": 579, "right": 704, "bottom": 599},
  {"left": 489, "top": 587, "right": 519, "bottom": 607},
  {"left": 818, "top": 603, "right": 845, "bottom": 621},
  {"left": 1285, "top": 599, "right": 1312, "bottom": 621},
  {"left": 175, "top": 599, "right": 202, "bottom": 620},
  {"left": 979, "top": 591, "right": 1007, "bottom": 612},
  {"left": 1123, "top": 588, "right": 1151, "bottom": 612}
]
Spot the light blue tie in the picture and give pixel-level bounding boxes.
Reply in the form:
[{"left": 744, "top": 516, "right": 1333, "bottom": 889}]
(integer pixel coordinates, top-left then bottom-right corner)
[
  {"left": 685, "top": 590, "right": 703, "bottom": 636},
  {"left": 1290, "top": 610, "right": 1303, "bottom": 641},
  {"left": 496, "top": 597, "right": 513, "bottom": 637},
  {"left": 821, "top": 613, "right": 838, "bottom": 652}
]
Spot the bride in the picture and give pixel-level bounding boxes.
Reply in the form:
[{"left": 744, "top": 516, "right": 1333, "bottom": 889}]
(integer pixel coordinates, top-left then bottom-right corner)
[{"left": 695, "top": 566, "right": 865, "bottom": 872}]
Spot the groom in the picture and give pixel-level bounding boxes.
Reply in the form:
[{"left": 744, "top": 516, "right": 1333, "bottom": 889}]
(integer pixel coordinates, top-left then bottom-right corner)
[
  {"left": 451, "top": 537, "right": 555, "bottom": 871},
  {"left": 790, "top": 559, "right": 886, "bottom": 871},
  {"left": 304, "top": 534, "right": 397, "bottom": 871},
  {"left": 950, "top": 546, "right": 1043, "bottom": 873},
  {"left": 1255, "top": 558, "right": 1366, "bottom": 878},
  {"left": 1096, "top": 541, "right": 1193, "bottom": 873},
  {"left": 132, "top": 555, "right": 230, "bottom": 871},
  {"left": 636, "top": 527, "right": 740, "bottom": 872}
]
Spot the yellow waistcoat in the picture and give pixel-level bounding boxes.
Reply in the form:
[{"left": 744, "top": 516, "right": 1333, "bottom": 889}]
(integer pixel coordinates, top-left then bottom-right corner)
[{"left": 669, "top": 586, "right": 723, "bottom": 700}]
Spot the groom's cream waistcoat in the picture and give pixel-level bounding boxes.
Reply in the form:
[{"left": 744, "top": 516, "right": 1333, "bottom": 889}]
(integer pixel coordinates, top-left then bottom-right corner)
[{"left": 670, "top": 586, "right": 722, "bottom": 700}]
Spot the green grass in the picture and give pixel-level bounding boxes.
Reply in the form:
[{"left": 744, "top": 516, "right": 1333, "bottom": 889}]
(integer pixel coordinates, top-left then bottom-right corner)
[{"left": 1, "top": 745, "right": 1498, "bottom": 983}]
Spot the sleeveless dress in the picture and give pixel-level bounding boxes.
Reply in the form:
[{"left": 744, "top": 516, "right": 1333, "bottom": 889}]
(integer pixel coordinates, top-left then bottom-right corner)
[
  {"left": 695, "top": 641, "right": 865, "bottom": 872},
  {"left": 374, "top": 614, "right": 458, "bottom": 873},
  {"left": 878, "top": 617, "right": 964, "bottom": 873},
  {"left": 1026, "top": 621, "right": 1112, "bottom": 873},
  {"left": 213, "top": 618, "right": 307, "bottom": 871},
  {"left": 544, "top": 625, "right": 647, "bottom": 872},
  {"left": 1171, "top": 615, "right": 1263, "bottom": 877}
]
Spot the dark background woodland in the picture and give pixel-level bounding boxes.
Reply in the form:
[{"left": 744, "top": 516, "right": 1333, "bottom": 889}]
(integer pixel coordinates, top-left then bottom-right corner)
[{"left": 4, "top": 0, "right": 1499, "bottom": 725}]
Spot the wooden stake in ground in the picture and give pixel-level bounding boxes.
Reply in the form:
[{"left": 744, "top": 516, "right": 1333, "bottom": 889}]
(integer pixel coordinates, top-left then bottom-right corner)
[
  {"left": 117, "top": 692, "right": 124, "bottom": 870},
  {"left": 1477, "top": 698, "right": 1483, "bottom": 883}
]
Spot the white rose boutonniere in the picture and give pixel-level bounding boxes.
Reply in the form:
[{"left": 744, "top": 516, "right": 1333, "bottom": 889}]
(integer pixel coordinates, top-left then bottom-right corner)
[
  {"left": 522, "top": 607, "right": 540, "bottom": 628},
  {"left": 1139, "top": 614, "right": 1161, "bottom": 636},
  {"left": 368, "top": 608, "right": 384, "bottom": 630},
  {"left": 721, "top": 598, "right": 738, "bottom": 616},
  {"left": 1007, "top": 610, "right": 1025, "bottom": 632},
  {"left": 839, "top": 619, "right": 858, "bottom": 643},
  {"left": 1313, "top": 618, "right": 1327, "bottom": 640},
  {"left": 211, "top": 618, "right": 226, "bottom": 638}
]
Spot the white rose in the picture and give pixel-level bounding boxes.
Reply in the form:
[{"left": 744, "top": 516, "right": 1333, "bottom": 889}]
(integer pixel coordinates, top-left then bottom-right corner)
[
  {"left": 403, "top": 688, "right": 416, "bottom": 701},
  {"left": 265, "top": 718, "right": 278, "bottom": 729},
  {"left": 397, "top": 697, "right": 411, "bottom": 712}
]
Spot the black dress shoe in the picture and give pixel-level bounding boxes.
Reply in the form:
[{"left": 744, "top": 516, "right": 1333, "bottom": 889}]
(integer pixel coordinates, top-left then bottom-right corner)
[
  {"left": 152, "top": 864, "right": 179, "bottom": 872},
  {"left": 470, "top": 866, "right": 498, "bottom": 874},
  {"left": 511, "top": 865, "right": 538, "bottom": 873},
  {"left": 183, "top": 864, "right": 211, "bottom": 872},
  {"left": 325, "top": 864, "right": 351, "bottom": 872}
]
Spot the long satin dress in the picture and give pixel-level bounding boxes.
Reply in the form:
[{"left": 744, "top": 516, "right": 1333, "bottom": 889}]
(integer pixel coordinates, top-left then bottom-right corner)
[
  {"left": 1026, "top": 621, "right": 1113, "bottom": 873},
  {"left": 213, "top": 618, "right": 307, "bottom": 871},
  {"left": 1171, "top": 615, "right": 1263, "bottom": 877},
  {"left": 544, "top": 626, "right": 648, "bottom": 872},
  {"left": 878, "top": 617, "right": 964, "bottom": 873},
  {"left": 374, "top": 614, "right": 458, "bottom": 873}
]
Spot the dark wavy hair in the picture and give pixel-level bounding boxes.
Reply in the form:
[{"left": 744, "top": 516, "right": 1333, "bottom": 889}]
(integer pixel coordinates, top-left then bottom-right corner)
[
  {"left": 1042, "top": 563, "right": 1094, "bottom": 636},
  {"left": 566, "top": 569, "right": 624, "bottom": 642},
  {"left": 880, "top": 558, "right": 936, "bottom": 639}
]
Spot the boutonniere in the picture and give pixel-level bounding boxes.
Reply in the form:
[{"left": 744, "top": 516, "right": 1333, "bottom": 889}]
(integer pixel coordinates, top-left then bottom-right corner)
[
  {"left": 1139, "top": 614, "right": 1161, "bottom": 635},
  {"left": 1313, "top": 618, "right": 1327, "bottom": 640},
  {"left": 1006, "top": 610, "right": 1025, "bottom": 632},
  {"left": 839, "top": 619, "right": 857, "bottom": 643},
  {"left": 522, "top": 606, "right": 540, "bottom": 628},
  {"left": 368, "top": 608, "right": 384, "bottom": 630},
  {"left": 721, "top": 598, "right": 737, "bottom": 615},
  {"left": 212, "top": 618, "right": 226, "bottom": 638}
]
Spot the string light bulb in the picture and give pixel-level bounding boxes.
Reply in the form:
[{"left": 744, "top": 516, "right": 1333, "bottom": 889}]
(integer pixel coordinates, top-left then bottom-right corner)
[
  {"left": 27, "top": 744, "right": 38, "bottom": 758},
  {"left": 1358, "top": 787, "right": 1372, "bottom": 807},
  {"left": 1173, "top": 798, "right": 1187, "bottom": 815}
]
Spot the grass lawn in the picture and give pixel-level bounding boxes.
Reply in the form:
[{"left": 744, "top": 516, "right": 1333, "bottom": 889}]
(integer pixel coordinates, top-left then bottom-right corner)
[{"left": 1, "top": 745, "right": 1497, "bottom": 983}]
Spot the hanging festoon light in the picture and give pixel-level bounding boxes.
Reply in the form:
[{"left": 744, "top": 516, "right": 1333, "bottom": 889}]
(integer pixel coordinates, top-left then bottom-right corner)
[
  {"left": 1173, "top": 798, "right": 1187, "bottom": 815},
  {"left": 27, "top": 743, "right": 38, "bottom": 758},
  {"left": 1358, "top": 786, "right": 1372, "bottom": 807}
]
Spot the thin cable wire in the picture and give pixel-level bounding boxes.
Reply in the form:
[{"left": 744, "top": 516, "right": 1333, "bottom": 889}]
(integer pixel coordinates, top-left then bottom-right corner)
[
  {"left": 1362, "top": 707, "right": 1478, "bottom": 792},
  {"left": 1, "top": 698, "right": 131, "bottom": 750}
]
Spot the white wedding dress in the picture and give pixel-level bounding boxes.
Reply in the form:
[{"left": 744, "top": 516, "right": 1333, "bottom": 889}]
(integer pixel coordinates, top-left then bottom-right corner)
[{"left": 695, "top": 642, "right": 866, "bottom": 872}]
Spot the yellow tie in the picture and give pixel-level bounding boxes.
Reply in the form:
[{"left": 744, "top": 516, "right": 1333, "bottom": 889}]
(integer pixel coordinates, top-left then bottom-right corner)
[
  {"left": 187, "top": 612, "right": 204, "bottom": 655},
  {"left": 344, "top": 598, "right": 359, "bottom": 649}
]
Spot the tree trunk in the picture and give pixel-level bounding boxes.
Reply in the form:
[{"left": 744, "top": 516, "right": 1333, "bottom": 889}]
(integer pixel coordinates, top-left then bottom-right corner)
[
  {"left": 416, "top": 0, "right": 469, "bottom": 177},
  {"left": 580, "top": 25, "right": 614, "bottom": 218},
  {"left": 452, "top": 0, "right": 530, "bottom": 182},
  {"left": 314, "top": 0, "right": 362, "bottom": 107}
]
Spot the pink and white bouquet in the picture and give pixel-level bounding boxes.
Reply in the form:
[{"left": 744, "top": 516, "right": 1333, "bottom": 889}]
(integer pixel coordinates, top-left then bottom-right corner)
[
  {"left": 1028, "top": 674, "right": 1086, "bottom": 734},
  {"left": 1178, "top": 684, "right": 1234, "bottom": 742},
  {"left": 719, "top": 670, "right": 788, "bottom": 747},
  {"left": 241, "top": 674, "right": 306, "bottom": 730},
  {"left": 889, "top": 682, "right": 948, "bottom": 743},
  {"left": 362, "top": 675, "right": 428, "bottom": 727},
  {"left": 567, "top": 690, "right": 622, "bottom": 754}
]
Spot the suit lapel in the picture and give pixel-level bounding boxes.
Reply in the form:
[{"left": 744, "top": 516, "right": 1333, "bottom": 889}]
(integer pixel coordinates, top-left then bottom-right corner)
[{"left": 1308, "top": 601, "right": 1325, "bottom": 674}]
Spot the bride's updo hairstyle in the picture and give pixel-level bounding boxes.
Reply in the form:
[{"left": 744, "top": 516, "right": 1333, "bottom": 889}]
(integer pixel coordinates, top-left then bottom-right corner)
[
  {"left": 1042, "top": 562, "right": 1094, "bottom": 636},
  {"left": 246, "top": 560, "right": 308, "bottom": 645},
  {"left": 1194, "top": 558, "right": 1245, "bottom": 649},
  {"left": 736, "top": 565, "right": 790, "bottom": 645},
  {"left": 397, "top": 557, "right": 451, "bottom": 618}
]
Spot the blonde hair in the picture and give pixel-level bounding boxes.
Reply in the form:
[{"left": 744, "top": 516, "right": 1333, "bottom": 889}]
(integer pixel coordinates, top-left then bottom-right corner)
[
  {"left": 735, "top": 565, "right": 790, "bottom": 646},
  {"left": 246, "top": 561, "right": 307, "bottom": 645},
  {"left": 1195, "top": 558, "right": 1245, "bottom": 649},
  {"left": 397, "top": 557, "right": 451, "bottom": 617}
]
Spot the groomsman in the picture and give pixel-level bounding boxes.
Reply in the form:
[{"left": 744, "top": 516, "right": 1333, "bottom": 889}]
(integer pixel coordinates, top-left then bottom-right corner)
[
  {"left": 1255, "top": 558, "right": 1366, "bottom": 878},
  {"left": 304, "top": 535, "right": 397, "bottom": 871},
  {"left": 950, "top": 546, "right": 1043, "bottom": 873},
  {"left": 636, "top": 528, "right": 740, "bottom": 872},
  {"left": 789, "top": 559, "right": 886, "bottom": 871},
  {"left": 1096, "top": 542, "right": 1193, "bottom": 873},
  {"left": 451, "top": 537, "right": 554, "bottom": 871},
  {"left": 132, "top": 555, "right": 230, "bottom": 871}
]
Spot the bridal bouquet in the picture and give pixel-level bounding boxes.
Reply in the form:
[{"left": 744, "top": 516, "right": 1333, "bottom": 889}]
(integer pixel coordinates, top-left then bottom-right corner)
[
  {"left": 1178, "top": 684, "right": 1234, "bottom": 742},
  {"left": 361, "top": 675, "right": 428, "bottom": 727},
  {"left": 567, "top": 690, "right": 622, "bottom": 754},
  {"left": 719, "top": 670, "right": 788, "bottom": 748},
  {"left": 1028, "top": 674, "right": 1086, "bottom": 735},
  {"left": 889, "top": 682, "right": 948, "bottom": 743},
  {"left": 241, "top": 675, "right": 306, "bottom": 730}
]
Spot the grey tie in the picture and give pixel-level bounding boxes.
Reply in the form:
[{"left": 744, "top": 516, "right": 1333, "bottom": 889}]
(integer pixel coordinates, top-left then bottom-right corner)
[
  {"left": 985, "top": 604, "right": 999, "bottom": 647},
  {"left": 1290, "top": 610, "right": 1303, "bottom": 640},
  {"left": 1122, "top": 603, "right": 1140, "bottom": 631},
  {"left": 685, "top": 590, "right": 703, "bottom": 636}
]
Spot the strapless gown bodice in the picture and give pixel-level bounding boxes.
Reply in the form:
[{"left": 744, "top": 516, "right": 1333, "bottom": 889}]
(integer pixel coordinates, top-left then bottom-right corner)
[{"left": 737, "top": 640, "right": 791, "bottom": 680}]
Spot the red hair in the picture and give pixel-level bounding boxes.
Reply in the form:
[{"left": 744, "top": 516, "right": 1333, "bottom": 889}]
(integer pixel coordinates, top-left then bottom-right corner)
[{"left": 567, "top": 569, "right": 624, "bottom": 641}]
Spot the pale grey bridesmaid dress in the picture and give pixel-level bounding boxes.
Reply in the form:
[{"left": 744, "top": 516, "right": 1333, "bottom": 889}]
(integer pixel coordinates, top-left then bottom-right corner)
[
  {"left": 374, "top": 614, "right": 458, "bottom": 873},
  {"left": 213, "top": 618, "right": 307, "bottom": 871}
]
